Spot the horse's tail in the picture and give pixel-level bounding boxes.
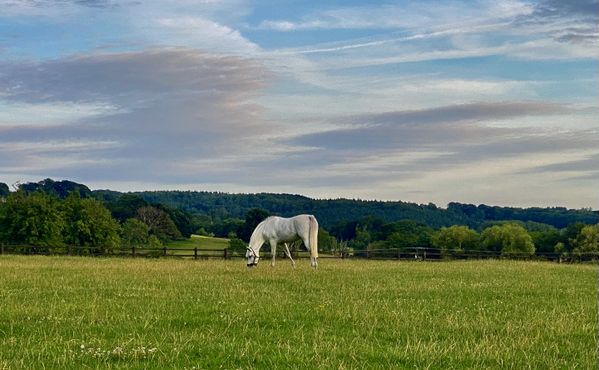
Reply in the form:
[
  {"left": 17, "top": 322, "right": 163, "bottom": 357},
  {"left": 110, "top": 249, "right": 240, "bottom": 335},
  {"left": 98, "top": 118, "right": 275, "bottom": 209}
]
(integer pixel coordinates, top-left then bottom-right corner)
[{"left": 309, "top": 215, "right": 318, "bottom": 259}]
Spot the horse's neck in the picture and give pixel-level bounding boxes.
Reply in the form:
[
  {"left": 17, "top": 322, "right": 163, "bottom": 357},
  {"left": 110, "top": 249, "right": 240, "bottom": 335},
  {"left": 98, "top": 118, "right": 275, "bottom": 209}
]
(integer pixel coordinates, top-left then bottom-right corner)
[{"left": 248, "top": 225, "right": 265, "bottom": 252}]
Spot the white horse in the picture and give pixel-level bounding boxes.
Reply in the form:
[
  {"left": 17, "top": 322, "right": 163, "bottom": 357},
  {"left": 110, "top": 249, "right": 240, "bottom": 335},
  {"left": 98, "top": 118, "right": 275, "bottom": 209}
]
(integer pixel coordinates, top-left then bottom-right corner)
[{"left": 246, "top": 214, "right": 319, "bottom": 268}]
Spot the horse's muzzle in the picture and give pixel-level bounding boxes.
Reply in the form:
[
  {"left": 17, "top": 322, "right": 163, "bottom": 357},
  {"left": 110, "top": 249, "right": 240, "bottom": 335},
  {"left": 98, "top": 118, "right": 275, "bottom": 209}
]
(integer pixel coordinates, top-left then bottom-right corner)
[{"left": 247, "top": 263, "right": 257, "bottom": 267}]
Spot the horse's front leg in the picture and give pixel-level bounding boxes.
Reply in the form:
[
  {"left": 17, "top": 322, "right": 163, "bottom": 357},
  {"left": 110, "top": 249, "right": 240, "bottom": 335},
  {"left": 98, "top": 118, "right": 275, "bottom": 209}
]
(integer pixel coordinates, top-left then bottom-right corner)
[
  {"left": 269, "top": 240, "right": 277, "bottom": 267},
  {"left": 283, "top": 243, "right": 296, "bottom": 269}
]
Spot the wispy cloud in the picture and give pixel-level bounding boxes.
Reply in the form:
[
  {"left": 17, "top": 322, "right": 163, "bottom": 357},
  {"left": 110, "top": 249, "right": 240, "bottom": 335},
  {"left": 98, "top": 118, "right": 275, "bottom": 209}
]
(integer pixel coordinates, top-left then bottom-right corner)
[
  {"left": 289, "top": 101, "right": 575, "bottom": 150},
  {"left": 256, "top": 1, "right": 533, "bottom": 31},
  {"left": 0, "top": 48, "right": 273, "bottom": 182},
  {"left": 154, "top": 16, "right": 260, "bottom": 55}
]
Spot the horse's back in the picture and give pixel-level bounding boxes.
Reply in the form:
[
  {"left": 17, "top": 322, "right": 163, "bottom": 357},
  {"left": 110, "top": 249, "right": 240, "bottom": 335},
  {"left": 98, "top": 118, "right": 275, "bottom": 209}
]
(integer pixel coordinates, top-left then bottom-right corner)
[{"left": 261, "top": 215, "right": 315, "bottom": 242}]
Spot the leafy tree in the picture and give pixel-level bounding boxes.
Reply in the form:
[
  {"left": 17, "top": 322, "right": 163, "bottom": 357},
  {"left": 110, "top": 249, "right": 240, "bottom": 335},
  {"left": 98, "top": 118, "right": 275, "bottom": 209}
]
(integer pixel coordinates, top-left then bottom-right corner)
[
  {"left": 348, "top": 227, "right": 371, "bottom": 250},
  {"left": 62, "top": 193, "right": 121, "bottom": 251},
  {"left": 448, "top": 202, "right": 484, "bottom": 223},
  {"left": 317, "top": 228, "right": 337, "bottom": 253},
  {"left": 107, "top": 194, "right": 149, "bottom": 222},
  {"left": 561, "top": 222, "right": 586, "bottom": 251},
  {"left": 529, "top": 227, "right": 561, "bottom": 254},
  {"left": 0, "top": 182, "right": 9, "bottom": 198},
  {"left": 121, "top": 218, "right": 151, "bottom": 245},
  {"left": 386, "top": 231, "right": 419, "bottom": 250},
  {"left": 208, "top": 218, "right": 244, "bottom": 238},
  {"left": 554, "top": 242, "right": 567, "bottom": 260},
  {"left": 570, "top": 224, "right": 598, "bottom": 258},
  {"left": 20, "top": 178, "right": 91, "bottom": 199},
  {"left": 481, "top": 223, "right": 535, "bottom": 257},
  {"left": 121, "top": 218, "right": 161, "bottom": 247},
  {"left": 379, "top": 220, "right": 433, "bottom": 250},
  {"left": 330, "top": 220, "right": 359, "bottom": 241},
  {"left": 161, "top": 207, "right": 195, "bottom": 238},
  {"left": 0, "top": 191, "right": 64, "bottom": 247},
  {"left": 228, "top": 238, "right": 246, "bottom": 254},
  {"left": 432, "top": 225, "right": 480, "bottom": 255},
  {"left": 136, "top": 206, "right": 181, "bottom": 242}
]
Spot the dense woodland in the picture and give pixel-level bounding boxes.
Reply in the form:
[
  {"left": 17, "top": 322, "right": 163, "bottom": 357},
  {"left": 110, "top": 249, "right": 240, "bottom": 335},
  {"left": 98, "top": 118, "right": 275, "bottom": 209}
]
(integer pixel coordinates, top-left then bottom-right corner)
[
  {"left": 0, "top": 179, "right": 597, "bottom": 258},
  {"left": 126, "top": 190, "right": 597, "bottom": 229}
]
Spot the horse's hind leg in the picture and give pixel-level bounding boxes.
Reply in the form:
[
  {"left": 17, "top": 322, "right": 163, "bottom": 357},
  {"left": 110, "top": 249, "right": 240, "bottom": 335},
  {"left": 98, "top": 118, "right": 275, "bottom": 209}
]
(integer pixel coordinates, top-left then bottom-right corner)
[
  {"left": 283, "top": 243, "right": 296, "bottom": 269},
  {"left": 269, "top": 240, "right": 277, "bottom": 267}
]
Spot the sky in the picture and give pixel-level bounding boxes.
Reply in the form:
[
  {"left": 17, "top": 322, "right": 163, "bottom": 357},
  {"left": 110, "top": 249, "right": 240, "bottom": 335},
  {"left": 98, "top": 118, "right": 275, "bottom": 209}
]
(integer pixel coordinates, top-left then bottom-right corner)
[{"left": 0, "top": 0, "right": 597, "bottom": 209}]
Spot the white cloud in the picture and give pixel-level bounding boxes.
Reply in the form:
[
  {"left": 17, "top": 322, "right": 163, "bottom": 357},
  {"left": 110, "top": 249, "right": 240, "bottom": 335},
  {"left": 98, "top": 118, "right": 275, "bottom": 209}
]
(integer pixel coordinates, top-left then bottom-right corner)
[
  {"left": 256, "top": 1, "right": 534, "bottom": 31},
  {"left": 0, "top": 101, "right": 121, "bottom": 126},
  {"left": 153, "top": 16, "right": 260, "bottom": 55},
  {"left": 0, "top": 139, "right": 119, "bottom": 152},
  {"left": 0, "top": 49, "right": 274, "bottom": 183}
]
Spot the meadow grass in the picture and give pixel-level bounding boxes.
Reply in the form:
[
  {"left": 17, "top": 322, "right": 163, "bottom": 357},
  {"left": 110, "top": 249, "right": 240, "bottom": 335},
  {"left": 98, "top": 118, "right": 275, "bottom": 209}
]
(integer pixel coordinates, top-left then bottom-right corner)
[{"left": 0, "top": 256, "right": 596, "bottom": 369}]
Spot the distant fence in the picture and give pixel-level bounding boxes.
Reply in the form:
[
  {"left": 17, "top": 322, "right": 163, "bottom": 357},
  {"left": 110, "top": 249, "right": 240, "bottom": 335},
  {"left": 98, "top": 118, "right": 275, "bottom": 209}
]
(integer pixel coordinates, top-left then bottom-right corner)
[
  {"left": 0, "top": 244, "right": 597, "bottom": 263},
  {"left": 347, "top": 247, "right": 599, "bottom": 263}
]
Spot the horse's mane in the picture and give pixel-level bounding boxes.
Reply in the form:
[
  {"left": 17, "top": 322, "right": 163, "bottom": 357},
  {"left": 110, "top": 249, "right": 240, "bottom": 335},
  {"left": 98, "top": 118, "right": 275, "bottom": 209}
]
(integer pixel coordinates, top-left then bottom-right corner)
[{"left": 249, "top": 219, "right": 268, "bottom": 242}]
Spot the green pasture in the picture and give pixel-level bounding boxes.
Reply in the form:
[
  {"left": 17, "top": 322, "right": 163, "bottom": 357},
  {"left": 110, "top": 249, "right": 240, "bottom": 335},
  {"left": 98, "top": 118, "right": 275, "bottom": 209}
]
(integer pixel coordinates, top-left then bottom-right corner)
[
  {"left": 0, "top": 256, "right": 596, "bottom": 369},
  {"left": 162, "top": 235, "right": 231, "bottom": 258},
  {"left": 167, "top": 235, "right": 230, "bottom": 250}
]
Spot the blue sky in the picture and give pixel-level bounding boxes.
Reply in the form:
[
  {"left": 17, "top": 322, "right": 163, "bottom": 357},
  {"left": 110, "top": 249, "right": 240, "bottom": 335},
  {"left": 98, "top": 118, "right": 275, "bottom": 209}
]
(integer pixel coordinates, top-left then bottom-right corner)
[{"left": 0, "top": 0, "right": 597, "bottom": 208}]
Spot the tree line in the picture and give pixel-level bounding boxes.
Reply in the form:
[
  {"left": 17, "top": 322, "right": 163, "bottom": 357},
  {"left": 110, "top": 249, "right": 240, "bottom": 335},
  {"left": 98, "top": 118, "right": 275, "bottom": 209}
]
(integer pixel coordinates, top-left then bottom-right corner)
[
  {"left": 0, "top": 179, "right": 597, "bottom": 260},
  {"left": 330, "top": 216, "right": 597, "bottom": 259},
  {"left": 0, "top": 187, "right": 190, "bottom": 252},
  {"left": 130, "top": 190, "right": 596, "bottom": 230}
]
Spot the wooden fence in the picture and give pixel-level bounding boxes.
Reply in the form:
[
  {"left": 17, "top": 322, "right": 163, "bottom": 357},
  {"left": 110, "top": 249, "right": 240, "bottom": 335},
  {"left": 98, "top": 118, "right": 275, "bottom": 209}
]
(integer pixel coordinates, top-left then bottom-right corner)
[
  {"left": 0, "top": 244, "right": 237, "bottom": 259},
  {"left": 0, "top": 244, "right": 597, "bottom": 263},
  {"left": 347, "top": 247, "right": 599, "bottom": 262}
]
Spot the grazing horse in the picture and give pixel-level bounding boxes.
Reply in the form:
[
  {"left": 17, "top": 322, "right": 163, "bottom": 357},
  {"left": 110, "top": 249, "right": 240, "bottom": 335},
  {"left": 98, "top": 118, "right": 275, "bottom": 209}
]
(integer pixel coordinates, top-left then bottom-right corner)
[{"left": 246, "top": 215, "right": 319, "bottom": 268}]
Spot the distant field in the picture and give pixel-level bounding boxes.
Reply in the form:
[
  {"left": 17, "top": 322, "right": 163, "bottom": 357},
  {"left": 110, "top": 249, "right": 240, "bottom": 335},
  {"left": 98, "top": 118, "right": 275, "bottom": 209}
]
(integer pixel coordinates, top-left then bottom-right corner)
[
  {"left": 163, "top": 235, "right": 232, "bottom": 258},
  {"left": 167, "top": 235, "right": 230, "bottom": 250},
  {"left": 0, "top": 256, "right": 596, "bottom": 369}
]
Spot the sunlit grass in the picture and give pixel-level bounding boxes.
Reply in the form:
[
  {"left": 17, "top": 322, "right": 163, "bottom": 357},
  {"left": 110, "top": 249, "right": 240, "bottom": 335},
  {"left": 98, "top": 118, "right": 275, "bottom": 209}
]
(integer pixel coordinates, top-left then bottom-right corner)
[
  {"left": 167, "top": 235, "right": 230, "bottom": 250},
  {"left": 0, "top": 256, "right": 596, "bottom": 369}
]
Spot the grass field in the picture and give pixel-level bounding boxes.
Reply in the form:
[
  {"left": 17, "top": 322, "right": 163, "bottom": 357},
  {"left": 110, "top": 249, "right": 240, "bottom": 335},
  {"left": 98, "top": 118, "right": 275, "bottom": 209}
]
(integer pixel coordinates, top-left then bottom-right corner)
[
  {"left": 0, "top": 256, "right": 596, "bottom": 369},
  {"left": 167, "top": 235, "right": 230, "bottom": 250},
  {"left": 163, "top": 235, "right": 231, "bottom": 258}
]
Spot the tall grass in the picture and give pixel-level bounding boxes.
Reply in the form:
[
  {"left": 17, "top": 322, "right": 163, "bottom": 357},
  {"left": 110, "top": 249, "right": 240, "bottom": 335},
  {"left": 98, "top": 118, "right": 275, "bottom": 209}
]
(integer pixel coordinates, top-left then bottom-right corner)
[{"left": 0, "top": 256, "right": 596, "bottom": 369}]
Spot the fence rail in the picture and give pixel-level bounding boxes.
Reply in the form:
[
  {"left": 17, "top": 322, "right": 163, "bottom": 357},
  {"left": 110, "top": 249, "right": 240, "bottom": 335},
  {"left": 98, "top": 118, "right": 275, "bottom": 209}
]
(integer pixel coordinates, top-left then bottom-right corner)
[
  {"left": 346, "top": 247, "right": 599, "bottom": 262},
  {"left": 0, "top": 244, "right": 597, "bottom": 263},
  {"left": 0, "top": 244, "right": 240, "bottom": 260}
]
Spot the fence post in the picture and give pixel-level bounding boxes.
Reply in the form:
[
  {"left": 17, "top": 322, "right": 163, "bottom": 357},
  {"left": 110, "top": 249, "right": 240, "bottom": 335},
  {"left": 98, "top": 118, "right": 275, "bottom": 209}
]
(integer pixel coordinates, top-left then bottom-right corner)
[
  {"left": 396, "top": 248, "right": 401, "bottom": 260},
  {"left": 163, "top": 246, "right": 167, "bottom": 256},
  {"left": 224, "top": 248, "right": 229, "bottom": 260},
  {"left": 194, "top": 247, "right": 198, "bottom": 260},
  {"left": 0, "top": 243, "right": 3, "bottom": 255},
  {"left": 132, "top": 246, "right": 136, "bottom": 258},
  {"left": 423, "top": 250, "right": 427, "bottom": 261}
]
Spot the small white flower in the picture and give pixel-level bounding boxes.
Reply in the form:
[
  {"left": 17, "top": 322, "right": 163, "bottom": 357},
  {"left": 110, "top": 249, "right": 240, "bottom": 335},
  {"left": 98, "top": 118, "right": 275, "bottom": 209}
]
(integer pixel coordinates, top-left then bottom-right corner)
[{"left": 80, "top": 344, "right": 85, "bottom": 349}]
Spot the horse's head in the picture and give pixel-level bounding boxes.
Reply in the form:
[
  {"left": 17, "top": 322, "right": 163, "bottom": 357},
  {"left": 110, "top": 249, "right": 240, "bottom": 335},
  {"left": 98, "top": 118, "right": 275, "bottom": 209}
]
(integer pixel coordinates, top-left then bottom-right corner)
[{"left": 246, "top": 247, "right": 260, "bottom": 267}]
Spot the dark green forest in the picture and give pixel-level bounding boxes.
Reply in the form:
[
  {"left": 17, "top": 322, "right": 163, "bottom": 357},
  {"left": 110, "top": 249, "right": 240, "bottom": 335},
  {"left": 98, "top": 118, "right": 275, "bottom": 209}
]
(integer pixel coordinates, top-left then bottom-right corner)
[
  {"left": 132, "top": 190, "right": 596, "bottom": 230},
  {"left": 1, "top": 179, "right": 597, "bottom": 258},
  {"left": 11, "top": 179, "right": 597, "bottom": 230}
]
